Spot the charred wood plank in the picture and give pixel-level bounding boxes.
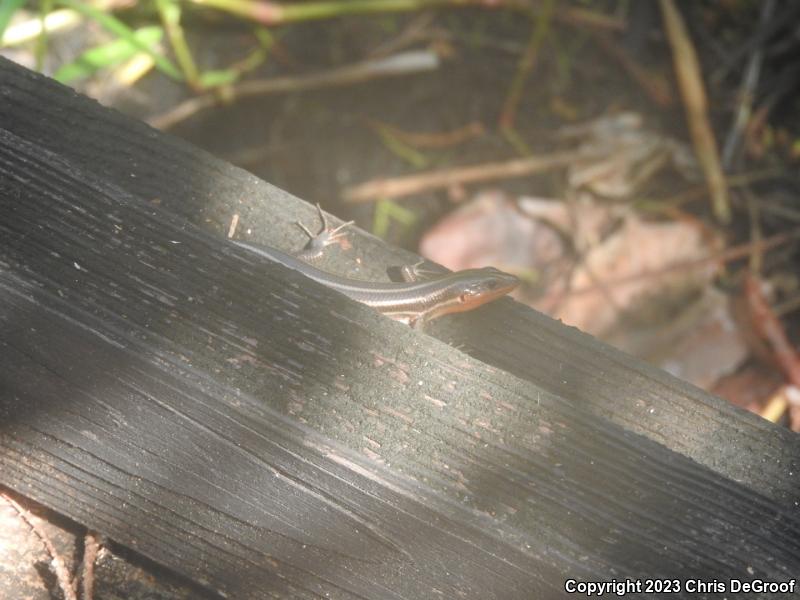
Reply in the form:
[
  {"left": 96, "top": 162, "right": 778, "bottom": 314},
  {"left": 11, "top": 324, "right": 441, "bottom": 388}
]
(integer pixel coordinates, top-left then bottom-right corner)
[{"left": 0, "top": 59, "right": 799, "bottom": 599}]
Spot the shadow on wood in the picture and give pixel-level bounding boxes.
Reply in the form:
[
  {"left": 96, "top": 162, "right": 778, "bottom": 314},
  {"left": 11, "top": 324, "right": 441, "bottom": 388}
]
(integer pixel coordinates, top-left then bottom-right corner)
[{"left": 1, "top": 58, "right": 799, "bottom": 599}]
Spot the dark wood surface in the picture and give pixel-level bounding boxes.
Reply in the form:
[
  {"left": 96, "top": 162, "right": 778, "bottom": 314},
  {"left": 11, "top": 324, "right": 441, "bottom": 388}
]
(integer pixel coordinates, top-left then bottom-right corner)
[
  {"left": 1, "top": 58, "right": 799, "bottom": 599},
  {"left": 1, "top": 58, "right": 797, "bottom": 510}
]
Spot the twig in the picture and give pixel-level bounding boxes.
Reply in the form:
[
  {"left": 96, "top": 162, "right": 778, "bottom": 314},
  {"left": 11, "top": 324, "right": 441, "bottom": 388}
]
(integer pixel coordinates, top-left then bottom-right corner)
[
  {"left": 774, "top": 292, "right": 800, "bottom": 318},
  {"left": 659, "top": 0, "right": 731, "bottom": 223},
  {"left": 558, "top": 5, "right": 624, "bottom": 32},
  {"left": 365, "top": 119, "right": 484, "bottom": 149},
  {"left": 711, "top": 2, "right": 800, "bottom": 85},
  {"left": 368, "top": 11, "right": 436, "bottom": 58},
  {"left": 744, "top": 274, "right": 800, "bottom": 386},
  {"left": 1, "top": 492, "right": 78, "bottom": 600},
  {"left": 760, "top": 385, "right": 789, "bottom": 423},
  {"left": 634, "top": 168, "right": 779, "bottom": 214},
  {"left": 592, "top": 32, "right": 673, "bottom": 108},
  {"left": 227, "top": 212, "right": 240, "bottom": 238},
  {"left": 745, "top": 274, "right": 800, "bottom": 430},
  {"left": 342, "top": 148, "right": 601, "bottom": 202},
  {"left": 499, "top": 0, "right": 553, "bottom": 130},
  {"left": 562, "top": 230, "right": 799, "bottom": 298},
  {"left": 721, "top": 0, "right": 774, "bottom": 170},
  {"left": 149, "top": 50, "right": 439, "bottom": 130},
  {"left": 80, "top": 531, "right": 103, "bottom": 600},
  {"left": 743, "top": 186, "right": 762, "bottom": 272},
  {"left": 186, "top": 0, "right": 624, "bottom": 32},
  {"left": 744, "top": 60, "right": 800, "bottom": 160}
]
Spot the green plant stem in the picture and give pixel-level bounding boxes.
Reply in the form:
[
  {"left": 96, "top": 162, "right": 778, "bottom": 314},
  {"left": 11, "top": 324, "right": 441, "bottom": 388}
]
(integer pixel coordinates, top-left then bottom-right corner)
[
  {"left": 499, "top": 0, "right": 553, "bottom": 131},
  {"left": 35, "top": 0, "right": 53, "bottom": 71},
  {"left": 155, "top": 0, "right": 200, "bottom": 87},
  {"left": 188, "top": 0, "right": 537, "bottom": 25}
]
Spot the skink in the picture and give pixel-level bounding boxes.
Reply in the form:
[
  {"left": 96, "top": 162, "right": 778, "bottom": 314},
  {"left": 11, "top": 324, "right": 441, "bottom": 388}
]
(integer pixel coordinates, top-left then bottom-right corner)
[{"left": 233, "top": 206, "right": 519, "bottom": 328}]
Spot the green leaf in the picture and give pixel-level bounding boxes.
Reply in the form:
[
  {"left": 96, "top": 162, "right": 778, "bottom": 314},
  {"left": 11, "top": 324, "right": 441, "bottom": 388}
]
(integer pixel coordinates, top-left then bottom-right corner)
[
  {"left": 155, "top": 0, "right": 199, "bottom": 85},
  {"left": 58, "top": 0, "right": 181, "bottom": 80},
  {"left": 54, "top": 26, "right": 163, "bottom": 83}
]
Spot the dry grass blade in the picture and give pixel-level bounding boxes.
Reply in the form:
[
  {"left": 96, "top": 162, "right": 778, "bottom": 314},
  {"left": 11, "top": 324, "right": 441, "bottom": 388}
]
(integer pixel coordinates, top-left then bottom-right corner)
[
  {"left": 342, "top": 149, "right": 598, "bottom": 202},
  {"left": 149, "top": 50, "right": 439, "bottom": 129},
  {"left": 659, "top": 0, "right": 731, "bottom": 223}
]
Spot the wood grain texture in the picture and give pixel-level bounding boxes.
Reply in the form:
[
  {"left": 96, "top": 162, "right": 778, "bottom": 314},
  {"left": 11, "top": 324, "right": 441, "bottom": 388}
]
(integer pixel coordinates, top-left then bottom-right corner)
[
  {"left": 0, "top": 58, "right": 797, "bottom": 510},
  {"left": 1, "top": 59, "right": 799, "bottom": 598}
]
